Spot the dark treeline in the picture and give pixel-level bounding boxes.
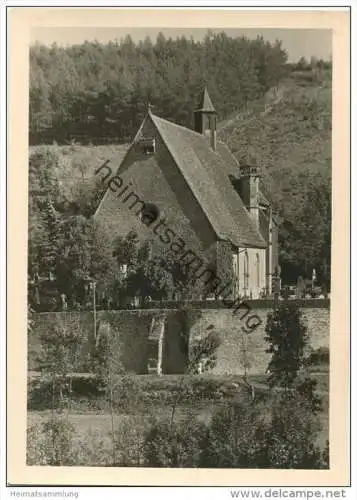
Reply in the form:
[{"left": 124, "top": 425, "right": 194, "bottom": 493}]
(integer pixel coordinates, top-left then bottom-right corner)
[{"left": 30, "top": 31, "right": 289, "bottom": 144}]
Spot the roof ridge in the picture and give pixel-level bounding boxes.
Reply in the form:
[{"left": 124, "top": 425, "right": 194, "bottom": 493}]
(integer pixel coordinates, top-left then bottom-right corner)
[{"left": 151, "top": 113, "right": 204, "bottom": 139}]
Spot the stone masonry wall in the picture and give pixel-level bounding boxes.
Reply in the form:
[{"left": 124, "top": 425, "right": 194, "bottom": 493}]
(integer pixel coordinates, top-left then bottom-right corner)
[{"left": 29, "top": 307, "right": 330, "bottom": 376}]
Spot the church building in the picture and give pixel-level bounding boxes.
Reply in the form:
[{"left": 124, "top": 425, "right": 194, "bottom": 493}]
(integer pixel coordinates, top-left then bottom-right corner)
[{"left": 94, "top": 87, "right": 279, "bottom": 300}]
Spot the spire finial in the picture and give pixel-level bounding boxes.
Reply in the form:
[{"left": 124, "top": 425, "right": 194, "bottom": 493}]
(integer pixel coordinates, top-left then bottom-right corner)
[{"left": 195, "top": 85, "right": 216, "bottom": 114}]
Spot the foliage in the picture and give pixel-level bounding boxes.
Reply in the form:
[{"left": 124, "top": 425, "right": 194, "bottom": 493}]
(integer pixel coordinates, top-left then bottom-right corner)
[
  {"left": 27, "top": 416, "right": 76, "bottom": 466},
  {"left": 279, "top": 174, "right": 331, "bottom": 285},
  {"left": 30, "top": 32, "right": 288, "bottom": 144},
  {"left": 143, "top": 417, "right": 208, "bottom": 467},
  {"left": 202, "top": 391, "right": 325, "bottom": 468},
  {"left": 263, "top": 390, "right": 324, "bottom": 468},
  {"left": 28, "top": 147, "right": 64, "bottom": 205},
  {"left": 142, "top": 389, "right": 327, "bottom": 468},
  {"left": 38, "top": 319, "right": 81, "bottom": 409},
  {"left": 56, "top": 215, "right": 116, "bottom": 297},
  {"left": 294, "top": 375, "right": 323, "bottom": 415},
  {"left": 189, "top": 330, "right": 221, "bottom": 374},
  {"left": 305, "top": 346, "right": 329, "bottom": 367},
  {"left": 28, "top": 206, "right": 116, "bottom": 309},
  {"left": 111, "top": 240, "right": 209, "bottom": 302},
  {"left": 113, "top": 416, "right": 154, "bottom": 466},
  {"left": 264, "top": 302, "right": 308, "bottom": 389},
  {"left": 220, "top": 66, "right": 331, "bottom": 286}
]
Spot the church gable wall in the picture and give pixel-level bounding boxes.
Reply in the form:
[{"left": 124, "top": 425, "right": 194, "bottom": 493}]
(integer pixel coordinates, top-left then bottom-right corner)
[{"left": 94, "top": 116, "right": 218, "bottom": 270}]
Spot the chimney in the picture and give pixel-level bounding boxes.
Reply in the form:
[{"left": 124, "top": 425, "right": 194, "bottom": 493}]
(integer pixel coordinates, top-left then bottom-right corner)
[
  {"left": 194, "top": 86, "right": 217, "bottom": 151},
  {"left": 238, "top": 164, "right": 260, "bottom": 229}
]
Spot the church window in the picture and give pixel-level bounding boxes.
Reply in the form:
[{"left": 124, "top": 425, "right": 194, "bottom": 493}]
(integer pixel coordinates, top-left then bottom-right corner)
[
  {"left": 256, "top": 253, "right": 260, "bottom": 288},
  {"left": 208, "top": 115, "right": 217, "bottom": 130},
  {"left": 140, "top": 203, "right": 160, "bottom": 226}
]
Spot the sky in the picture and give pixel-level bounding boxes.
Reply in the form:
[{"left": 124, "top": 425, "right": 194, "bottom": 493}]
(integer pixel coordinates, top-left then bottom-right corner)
[{"left": 30, "top": 27, "right": 332, "bottom": 62}]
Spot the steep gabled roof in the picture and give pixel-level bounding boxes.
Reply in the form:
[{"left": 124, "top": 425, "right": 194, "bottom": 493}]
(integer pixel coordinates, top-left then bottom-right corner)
[{"left": 149, "top": 113, "right": 266, "bottom": 249}]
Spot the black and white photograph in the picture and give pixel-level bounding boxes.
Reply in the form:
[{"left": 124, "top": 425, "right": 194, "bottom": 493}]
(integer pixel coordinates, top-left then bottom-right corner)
[{"left": 4, "top": 7, "right": 351, "bottom": 489}]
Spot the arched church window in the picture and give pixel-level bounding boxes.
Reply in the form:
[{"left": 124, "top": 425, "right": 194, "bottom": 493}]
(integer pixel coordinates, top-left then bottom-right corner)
[{"left": 140, "top": 203, "right": 160, "bottom": 226}]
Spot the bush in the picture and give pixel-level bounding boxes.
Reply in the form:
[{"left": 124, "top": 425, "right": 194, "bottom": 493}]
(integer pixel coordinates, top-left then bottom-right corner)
[
  {"left": 190, "top": 331, "right": 221, "bottom": 374},
  {"left": 114, "top": 416, "right": 154, "bottom": 466},
  {"left": 28, "top": 375, "right": 103, "bottom": 411},
  {"left": 200, "top": 401, "right": 269, "bottom": 468},
  {"left": 185, "top": 378, "right": 224, "bottom": 402},
  {"left": 143, "top": 417, "right": 208, "bottom": 467},
  {"left": 141, "top": 389, "right": 327, "bottom": 469},
  {"left": 200, "top": 393, "right": 326, "bottom": 469},
  {"left": 27, "top": 416, "right": 76, "bottom": 465},
  {"left": 294, "top": 375, "right": 323, "bottom": 415},
  {"left": 263, "top": 391, "right": 325, "bottom": 468},
  {"left": 305, "top": 347, "right": 329, "bottom": 366},
  {"left": 110, "top": 373, "right": 147, "bottom": 413}
]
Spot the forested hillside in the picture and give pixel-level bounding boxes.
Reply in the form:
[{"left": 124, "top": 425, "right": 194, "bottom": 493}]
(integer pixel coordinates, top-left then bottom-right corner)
[
  {"left": 28, "top": 33, "right": 332, "bottom": 306},
  {"left": 30, "top": 32, "right": 288, "bottom": 144},
  {"left": 219, "top": 67, "right": 331, "bottom": 284}
]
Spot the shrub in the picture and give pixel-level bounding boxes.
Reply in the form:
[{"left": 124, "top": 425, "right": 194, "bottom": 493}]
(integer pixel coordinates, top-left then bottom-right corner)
[
  {"left": 38, "top": 320, "right": 81, "bottom": 409},
  {"left": 28, "top": 379, "right": 55, "bottom": 411},
  {"left": 305, "top": 347, "right": 329, "bottom": 367},
  {"left": 143, "top": 417, "right": 208, "bottom": 467},
  {"left": 114, "top": 416, "right": 154, "bottom": 466},
  {"left": 200, "top": 393, "right": 326, "bottom": 469},
  {"left": 27, "top": 416, "right": 76, "bottom": 466},
  {"left": 28, "top": 374, "right": 108, "bottom": 411},
  {"left": 200, "top": 401, "right": 269, "bottom": 468},
  {"left": 111, "top": 373, "right": 147, "bottom": 413},
  {"left": 190, "top": 331, "right": 221, "bottom": 374},
  {"left": 185, "top": 378, "right": 224, "bottom": 402},
  {"left": 294, "top": 375, "right": 323, "bottom": 415},
  {"left": 263, "top": 391, "right": 325, "bottom": 468}
]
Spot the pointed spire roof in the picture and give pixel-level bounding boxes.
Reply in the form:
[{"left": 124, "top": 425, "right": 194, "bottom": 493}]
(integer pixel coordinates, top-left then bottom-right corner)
[{"left": 195, "top": 86, "right": 216, "bottom": 113}]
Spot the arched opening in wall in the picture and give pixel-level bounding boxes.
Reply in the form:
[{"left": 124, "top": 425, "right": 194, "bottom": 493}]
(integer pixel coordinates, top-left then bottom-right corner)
[
  {"left": 256, "top": 253, "right": 260, "bottom": 289},
  {"left": 243, "top": 251, "right": 249, "bottom": 296},
  {"left": 140, "top": 203, "right": 160, "bottom": 226}
]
